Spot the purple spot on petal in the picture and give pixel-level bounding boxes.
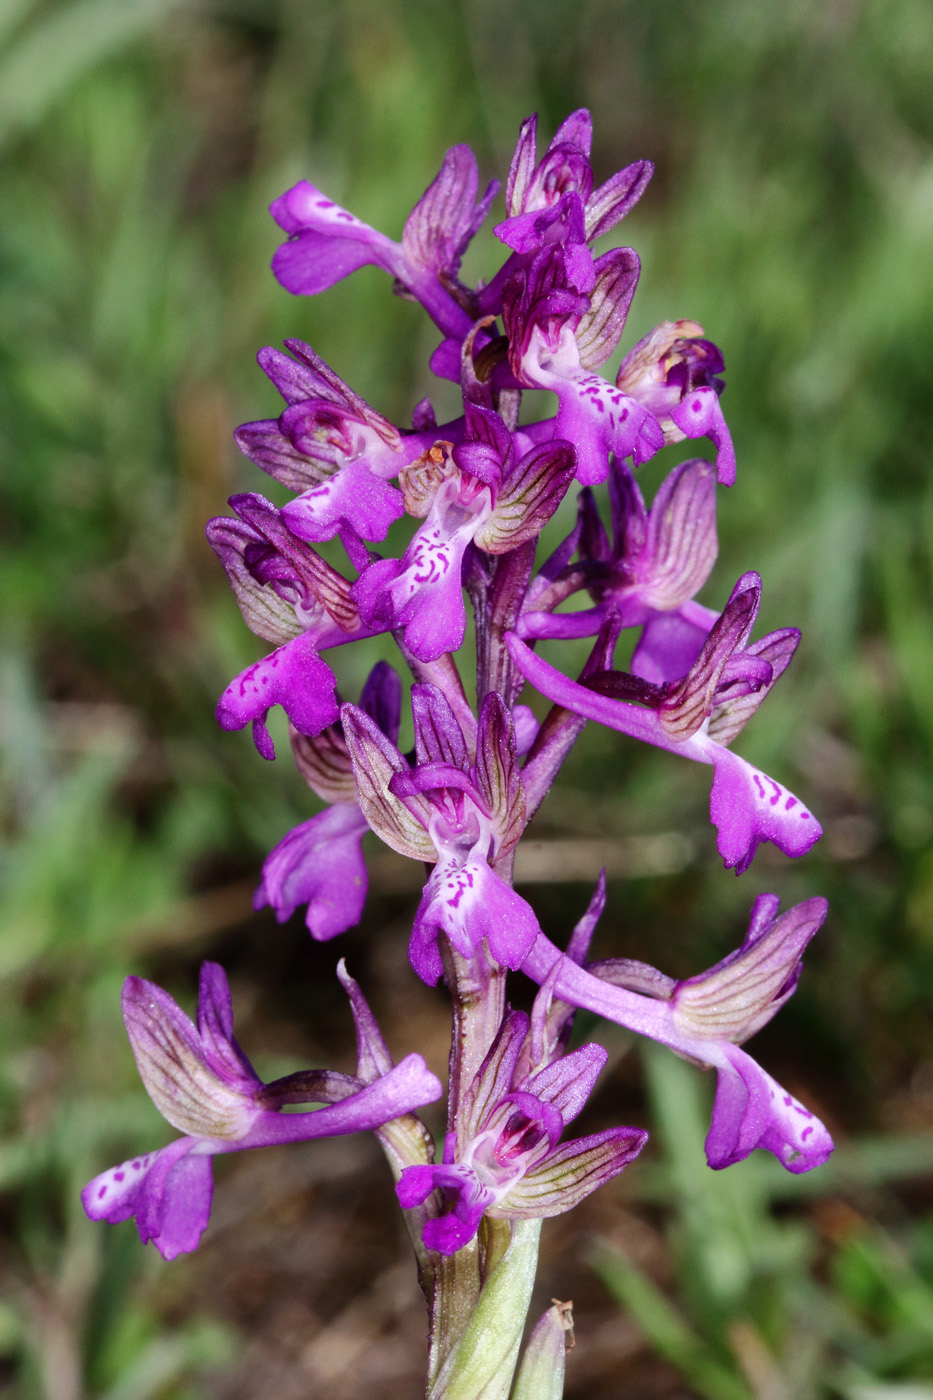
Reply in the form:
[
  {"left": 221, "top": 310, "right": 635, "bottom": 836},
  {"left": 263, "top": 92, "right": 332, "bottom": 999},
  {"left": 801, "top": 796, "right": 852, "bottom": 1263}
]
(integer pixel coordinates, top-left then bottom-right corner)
[
  {"left": 802, "top": 1125, "right": 813, "bottom": 1140},
  {"left": 691, "top": 399, "right": 702, "bottom": 412},
  {"left": 785, "top": 796, "right": 798, "bottom": 810},
  {"left": 801, "top": 813, "right": 811, "bottom": 821},
  {"left": 783, "top": 1094, "right": 793, "bottom": 1106},
  {"left": 115, "top": 1171, "right": 124, "bottom": 1182},
  {"left": 98, "top": 1186, "right": 107, "bottom": 1199},
  {"left": 132, "top": 1161, "right": 141, "bottom": 1171}
]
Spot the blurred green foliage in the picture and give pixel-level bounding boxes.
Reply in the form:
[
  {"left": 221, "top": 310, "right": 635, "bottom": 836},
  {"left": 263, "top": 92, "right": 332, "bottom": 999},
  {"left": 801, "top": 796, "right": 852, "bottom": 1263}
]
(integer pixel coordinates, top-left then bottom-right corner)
[{"left": 1, "top": 0, "right": 932, "bottom": 1395}]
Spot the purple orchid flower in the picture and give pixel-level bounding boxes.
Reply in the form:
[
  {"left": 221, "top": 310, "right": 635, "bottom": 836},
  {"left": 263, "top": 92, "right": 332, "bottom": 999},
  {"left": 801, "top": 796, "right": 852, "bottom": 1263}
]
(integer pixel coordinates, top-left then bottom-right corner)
[
  {"left": 477, "top": 109, "right": 652, "bottom": 315},
  {"left": 234, "top": 339, "right": 412, "bottom": 544},
  {"left": 616, "top": 320, "right": 735, "bottom": 485},
  {"left": 500, "top": 244, "right": 664, "bottom": 483},
  {"left": 507, "top": 572, "right": 821, "bottom": 873},
  {"left": 519, "top": 891, "right": 833, "bottom": 1174},
  {"left": 270, "top": 146, "right": 497, "bottom": 338},
  {"left": 255, "top": 662, "right": 402, "bottom": 939},
  {"left": 352, "top": 407, "right": 575, "bottom": 662},
  {"left": 82, "top": 962, "right": 443, "bottom": 1259},
  {"left": 207, "top": 493, "right": 384, "bottom": 758},
  {"left": 519, "top": 457, "right": 719, "bottom": 649},
  {"left": 499, "top": 109, "right": 654, "bottom": 248},
  {"left": 397, "top": 1007, "right": 646, "bottom": 1254},
  {"left": 341, "top": 685, "right": 538, "bottom": 984}
]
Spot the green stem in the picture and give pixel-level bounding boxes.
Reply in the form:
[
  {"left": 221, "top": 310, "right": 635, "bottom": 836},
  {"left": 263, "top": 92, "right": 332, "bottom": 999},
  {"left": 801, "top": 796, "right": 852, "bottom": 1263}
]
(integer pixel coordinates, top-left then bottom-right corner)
[
  {"left": 428, "top": 1219, "right": 543, "bottom": 1400},
  {"left": 424, "top": 944, "right": 508, "bottom": 1390}
]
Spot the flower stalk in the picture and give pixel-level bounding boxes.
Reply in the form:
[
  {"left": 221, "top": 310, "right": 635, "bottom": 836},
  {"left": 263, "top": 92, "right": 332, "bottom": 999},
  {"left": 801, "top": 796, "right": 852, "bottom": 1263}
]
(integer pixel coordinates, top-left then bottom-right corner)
[{"left": 82, "top": 108, "right": 832, "bottom": 1398}]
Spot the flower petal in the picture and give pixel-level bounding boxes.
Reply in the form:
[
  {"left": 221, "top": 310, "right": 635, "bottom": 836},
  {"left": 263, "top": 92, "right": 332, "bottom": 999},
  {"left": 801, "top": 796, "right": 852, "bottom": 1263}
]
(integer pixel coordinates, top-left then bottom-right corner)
[{"left": 255, "top": 805, "right": 369, "bottom": 940}]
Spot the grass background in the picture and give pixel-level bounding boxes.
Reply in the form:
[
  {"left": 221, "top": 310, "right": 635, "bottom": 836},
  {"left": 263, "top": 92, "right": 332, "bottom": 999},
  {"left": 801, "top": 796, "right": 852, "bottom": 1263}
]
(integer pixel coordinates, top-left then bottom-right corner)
[{"left": 1, "top": 0, "right": 932, "bottom": 1396}]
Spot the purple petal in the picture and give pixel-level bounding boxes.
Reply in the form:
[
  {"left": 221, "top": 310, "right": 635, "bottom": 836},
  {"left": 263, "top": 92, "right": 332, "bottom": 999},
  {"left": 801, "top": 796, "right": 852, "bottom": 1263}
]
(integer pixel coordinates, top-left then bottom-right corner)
[
  {"left": 523, "top": 1042, "right": 608, "bottom": 1124},
  {"left": 585, "top": 160, "right": 654, "bottom": 241},
  {"left": 335, "top": 960, "right": 395, "bottom": 1082},
  {"left": 410, "top": 856, "right": 540, "bottom": 985},
  {"left": 215, "top": 633, "right": 339, "bottom": 759},
  {"left": 121, "top": 977, "right": 259, "bottom": 1139},
  {"left": 706, "top": 1044, "right": 833, "bottom": 1173},
  {"left": 397, "top": 1163, "right": 494, "bottom": 1255},
  {"left": 630, "top": 608, "right": 715, "bottom": 686},
  {"left": 237, "top": 1054, "right": 443, "bottom": 1150},
  {"left": 352, "top": 482, "right": 487, "bottom": 662},
  {"left": 255, "top": 805, "right": 369, "bottom": 940},
  {"left": 270, "top": 181, "right": 400, "bottom": 294},
  {"left": 702, "top": 740, "right": 823, "bottom": 873},
  {"left": 282, "top": 462, "right": 404, "bottom": 544},
  {"left": 359, "top": 660, "right": 403, "bottom": 745},
  {"left": 669, "top": 387, "right": 736, "bottom": 487},
  {"left": 82, "top": 1139, "right": 215, "bottom": 1262},
  {"left": 197, "top": 963, "right": 258, "bottom": 1086},
  {"left": 411, "top": 684, "right": 469, "bottom": 769}
]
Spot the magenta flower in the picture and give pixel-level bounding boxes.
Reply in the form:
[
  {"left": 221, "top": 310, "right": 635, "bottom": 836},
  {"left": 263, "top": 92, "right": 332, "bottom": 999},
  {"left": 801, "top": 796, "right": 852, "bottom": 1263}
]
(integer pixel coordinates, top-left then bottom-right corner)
[
  {"left": 207, "top": 493, "right": 380, "bottom": 757},
  {"left": 234, "top": 339, "right": 411, "bottom": 544},
  {"left": 507, "top": 571, "right": 821, "bottom": 873},
  {"left": 353, "top": 406, "right": 575, "bottom": 662},
  {"left": 342, "top": 685, "right": 537, "bottom": 984},
  {"left": 82, "top": 963, "right": 442, "bottom": 1259},
  {"left": 255, "top": 662, "right": 402, "bottom": 939},
  {"left": 519, "top": 457, "right": 719, "bottom": 650},
  {"left": 498, "top": 108, "right": 653, "bottom": 248},
  {"left": 270, "top": 146, "right": 497, "bottom": 338},
  {"left": 397, "top": 1008, "right": 646, "bottom": 1253},
  {"left": 500, "top": 244, "right": 663, "bottom": 483},
  {"left": 520, "top": 892, "right": 833, "bottom": 1174},
  {"left": 615, "top": 320, "right": 735, "bottom": 485}
]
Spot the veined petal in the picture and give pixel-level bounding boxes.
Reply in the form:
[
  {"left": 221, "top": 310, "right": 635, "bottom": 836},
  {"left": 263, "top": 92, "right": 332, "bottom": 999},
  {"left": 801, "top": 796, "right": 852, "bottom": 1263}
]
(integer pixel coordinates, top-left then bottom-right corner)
[
  {"left": 340, "top": 703, "right": 436, "bottom": 862},
  {"left": 673, "top": 895, "right": 828, "bottom": 1042},
  {"left": 473, "top": 692, "right": 526, "bottom": 857},
  {"left": 585, "top": 159, "right": 654, "bottom": 240},
  {"left": 402, "top": 144, "right": 497, "bottom": 278},
  {"left": 121, "top": 978, "right": 260, "bottom": 1140},
  {"left": 575, "top": 247, "right": 640, "bottom": 370},
  {"left": 494, "top": 1126, "right": 647, "bottom": 1217},
  {"left": 639, "top": 459, "right": 718, "bottom": 610}
]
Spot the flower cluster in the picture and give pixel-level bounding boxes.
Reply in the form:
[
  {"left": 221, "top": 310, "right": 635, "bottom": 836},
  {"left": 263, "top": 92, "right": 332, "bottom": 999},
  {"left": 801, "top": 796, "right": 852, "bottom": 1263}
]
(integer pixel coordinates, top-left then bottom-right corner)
[{"left": 84, "top": 108, "right": 830, "bottom": 1350}]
